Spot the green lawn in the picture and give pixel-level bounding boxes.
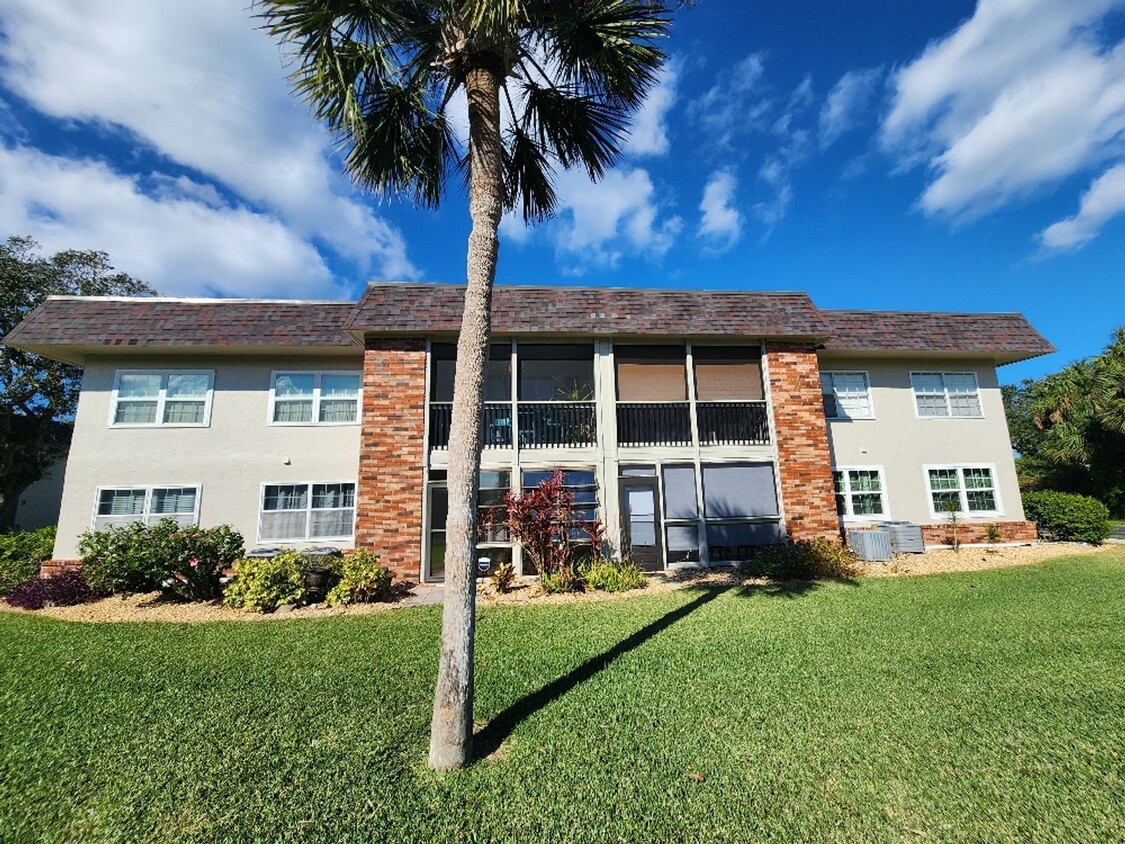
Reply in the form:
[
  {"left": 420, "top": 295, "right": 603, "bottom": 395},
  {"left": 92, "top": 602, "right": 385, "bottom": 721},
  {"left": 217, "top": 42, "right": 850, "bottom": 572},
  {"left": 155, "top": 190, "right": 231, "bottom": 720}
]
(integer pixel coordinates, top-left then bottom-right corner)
[{"left": 2, "top": 553, "right": 1124, "bottom": 843}]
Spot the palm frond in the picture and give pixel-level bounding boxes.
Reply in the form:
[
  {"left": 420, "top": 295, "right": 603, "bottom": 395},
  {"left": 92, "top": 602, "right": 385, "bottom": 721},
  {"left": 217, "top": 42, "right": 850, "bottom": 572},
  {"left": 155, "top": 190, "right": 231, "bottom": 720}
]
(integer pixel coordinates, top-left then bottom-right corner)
[
  {"left": 520, "top": 81, "right": 624, "bottom": 178},
  {"left": 530, "top": 0, "right": 669, "bottom": 108},
  {"left": 503, "top": 125, "right": 558, "bottom": 222}
]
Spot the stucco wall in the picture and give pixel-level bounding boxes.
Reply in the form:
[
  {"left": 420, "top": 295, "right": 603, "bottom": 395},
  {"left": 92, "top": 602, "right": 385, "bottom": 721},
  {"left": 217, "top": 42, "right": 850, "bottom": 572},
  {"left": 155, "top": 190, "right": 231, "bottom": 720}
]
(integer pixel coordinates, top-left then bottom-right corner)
[
  {"left": 53, "top": 354, "right": 362, "bottom": 560},
  {"left": 819, "top": 356, "right": 1024, "bottom": 526}
]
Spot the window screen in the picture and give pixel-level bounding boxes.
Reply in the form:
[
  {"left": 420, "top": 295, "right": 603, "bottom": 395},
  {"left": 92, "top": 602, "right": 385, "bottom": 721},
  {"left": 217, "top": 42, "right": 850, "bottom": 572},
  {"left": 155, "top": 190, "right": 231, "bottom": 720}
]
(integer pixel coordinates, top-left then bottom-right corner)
[{"left": 702, "top": 464, "right": 778, "bottom": 518}]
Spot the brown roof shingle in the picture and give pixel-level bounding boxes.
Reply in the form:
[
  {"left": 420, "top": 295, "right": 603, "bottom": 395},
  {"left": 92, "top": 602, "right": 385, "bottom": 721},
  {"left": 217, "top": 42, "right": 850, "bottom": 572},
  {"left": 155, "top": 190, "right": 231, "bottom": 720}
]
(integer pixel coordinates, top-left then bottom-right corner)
[
  {"left": 346, "top": 282, "right": 831, "bottom": 339},
  {"left": 820, "top": 309, "right": 1054, "bottom": 363},
  {"left": 3, "top": 297, "right": 356, "bottom": 363}
]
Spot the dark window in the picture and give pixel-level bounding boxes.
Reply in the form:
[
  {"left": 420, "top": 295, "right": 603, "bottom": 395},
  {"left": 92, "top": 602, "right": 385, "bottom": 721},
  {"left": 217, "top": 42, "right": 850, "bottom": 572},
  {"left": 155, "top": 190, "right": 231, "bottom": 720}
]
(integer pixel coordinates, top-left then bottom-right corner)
[
  {"left": 430, "top": 343, "right": 512, "bottom": 402},
  {"left": 518, "top": 344, "right": 594, "bottom": 401}
]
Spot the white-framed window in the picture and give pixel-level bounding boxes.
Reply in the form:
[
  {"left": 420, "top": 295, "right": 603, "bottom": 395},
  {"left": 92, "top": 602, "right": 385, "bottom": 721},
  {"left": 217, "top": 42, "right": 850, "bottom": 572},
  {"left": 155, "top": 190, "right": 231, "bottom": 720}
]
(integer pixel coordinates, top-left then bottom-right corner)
[
  {"left": 833, "top": 467, "right": 887, "bottom": 519},
  {"left": 911, "top": 372, "right": 982, "bottom": 418},
  {"left": 926, "top": 465, "right": 1001, "bottom": 516},
  {"left": 110, "top": 371, "right": 214, "bottom": 427},
  {"left": 269, "top": 372, "right": 361, "bottom": 425},
  {"left": 820, "top": 371, "right": 873, "bottom": 419},
  {"left": 259, "top": 482, "right": 356, "bottom": 541},
  {"left": 92, "top": 485, "right": 200, "bottom": 530}
]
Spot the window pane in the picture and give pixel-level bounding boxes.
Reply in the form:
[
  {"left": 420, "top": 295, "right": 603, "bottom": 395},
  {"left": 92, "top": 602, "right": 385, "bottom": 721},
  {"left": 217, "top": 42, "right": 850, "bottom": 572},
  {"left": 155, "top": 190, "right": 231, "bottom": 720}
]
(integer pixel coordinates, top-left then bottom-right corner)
[
  {"left": 312, "top": 483, "right": 355, "bottom": 509},
  {"left": 274, "top": 373, "right": 315, "bottom": 397},
  {"left": 963, "top": 468, "right": 993, "bottom": 489},
  {"left": 966, "top": 490, "right": 997, "bottom": 511},
  {"left": 321, "top": 374, "right": 359, "bottom": 397},
  {"left": 928, "top": 469, "right": 960, "bottom": 491},
  {"left": 264, "top": 484, "right": 308, "bottom": 511},
  {"left": 946, "top": 373, "right": 982, "bottom": 417},
  {"left": 662, "top": 465, "right": 698, "bottom": 519},
  {"left": 310, "top": 508, "right": 354, "bottom": 538},
  {"left": 849, "top": 470, "right": 881, "bottom": 492},
  {"left": 851, "top": 494, "right": 884, "bottom": 515},
  {"left": 828, "top": 373, "right": 871, "bottom": 419},
  {"left": 615, "top": 346, "right": 687, "bottom": 401},
  {"left": 163, "top": 400, "right": 205, "bottom": 424},
  {"left": 931, "top": 491, "right": 961, "bottom": 513},
  {"left": 835, "top": 494, "right": 848, "bottom": 516},
  {"left": 519, "top": 345, "right": 594, "bottom": 401},
  {"left": 260, "top": 510, "right": 308, "bottom": 540},
  {"left": 166, "top": 373, "right": 209, "bottom": 398},
  {"left": 117, "top": 373, "right": 161, "bottom": 398},
  {"left": 274, "top": 400, "right": 313, "bottom": 423},
  {"left": 98, "top": 489, "right": 145, "bottom": 516},
  {"left": 833, "top": 471, "right": 846, "bottom": 493},
  {"left": 702, "top": 464, "right": 778, "bottom": 518},
  {"left": 151, "top": 487, "right": 196, "bottom": 515},
  {"left": 115, "top": 401, "right": 157, "bottom": 424},
  {"left": 319, "top": 399, "right": 358, "bottom": 423}
]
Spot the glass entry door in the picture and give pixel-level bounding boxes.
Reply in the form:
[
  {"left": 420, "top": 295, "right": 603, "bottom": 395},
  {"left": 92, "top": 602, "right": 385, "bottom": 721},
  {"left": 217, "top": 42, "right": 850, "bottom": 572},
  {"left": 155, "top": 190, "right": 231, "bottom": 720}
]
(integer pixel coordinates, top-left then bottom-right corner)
[{"left": 619, "top": 478, "right": 663, "bottom": 571}]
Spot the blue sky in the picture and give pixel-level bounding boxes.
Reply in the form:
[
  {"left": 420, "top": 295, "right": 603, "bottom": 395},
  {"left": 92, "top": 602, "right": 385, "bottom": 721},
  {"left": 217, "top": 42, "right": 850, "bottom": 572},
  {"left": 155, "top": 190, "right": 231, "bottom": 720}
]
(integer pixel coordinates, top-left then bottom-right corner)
[{"left": 1, "top": 0, "right": 1123, "bottom": 384}]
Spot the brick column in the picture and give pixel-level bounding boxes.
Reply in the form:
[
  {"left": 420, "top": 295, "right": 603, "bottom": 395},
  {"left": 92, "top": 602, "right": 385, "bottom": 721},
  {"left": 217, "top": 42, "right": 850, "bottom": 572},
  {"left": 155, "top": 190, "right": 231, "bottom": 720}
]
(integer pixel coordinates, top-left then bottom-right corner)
[
  {"left": 765, "top": 343, "right": 842, "bottom": 542},
  {"left": 355, "top": 338, "right": 427, "bottom": 582}
]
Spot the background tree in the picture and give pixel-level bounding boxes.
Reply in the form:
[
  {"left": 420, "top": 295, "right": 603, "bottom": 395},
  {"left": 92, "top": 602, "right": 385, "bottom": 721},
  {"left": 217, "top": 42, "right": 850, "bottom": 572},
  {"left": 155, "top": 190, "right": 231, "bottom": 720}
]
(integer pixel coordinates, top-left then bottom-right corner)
[
  {"left": 0, "top": 236, "right": 154, "bottom": 529},
  {"left": 1004, "top": 327, "right": 1125, "bottom": 516},
  {"left": 257, "top": 0, "right": 671, "bottom": 769}
]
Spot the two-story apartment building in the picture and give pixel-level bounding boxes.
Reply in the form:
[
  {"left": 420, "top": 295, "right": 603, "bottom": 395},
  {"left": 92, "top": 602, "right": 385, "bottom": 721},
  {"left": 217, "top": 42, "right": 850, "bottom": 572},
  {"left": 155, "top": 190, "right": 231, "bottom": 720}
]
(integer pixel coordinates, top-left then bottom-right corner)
[{"left": 3, "top": 283, "right": 1054, "bottom": 582}]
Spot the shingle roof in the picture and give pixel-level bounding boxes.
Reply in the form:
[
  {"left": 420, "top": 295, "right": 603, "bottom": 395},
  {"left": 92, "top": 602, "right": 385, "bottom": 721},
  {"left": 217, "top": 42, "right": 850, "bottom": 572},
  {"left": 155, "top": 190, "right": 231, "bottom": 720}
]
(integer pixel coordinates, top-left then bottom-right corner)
[
  {"left": 346, "top": 282, "right": 831, "bottom": 339},
  {"left": 2, "top": 297, "right": 356, "bottom": 364},
  {"left": 2, "top": 287, "right": 1055, "bottom": 366},
  {"left": 819, "top": 309, "right": 1055, "bottom": 363}
]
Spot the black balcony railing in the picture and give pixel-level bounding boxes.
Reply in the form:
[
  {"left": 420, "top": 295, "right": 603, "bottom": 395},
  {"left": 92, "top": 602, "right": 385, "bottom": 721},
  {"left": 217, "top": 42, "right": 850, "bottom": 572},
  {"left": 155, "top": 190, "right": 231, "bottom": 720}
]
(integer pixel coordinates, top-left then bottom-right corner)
[
  {"left": 428, "top": 403, "right": 512, "bottom": 449},
  {"left": 697, "top": 401, "right": 770, "bottom": 445},
  {"left": 616, "top": 402, "right": 692, "bottom": 446},
  {"left": 517, "top": 402, "right": 596, "bottom": 447},
  {"left": 428, "top": 402, "right": 595, "bottom": 449}
]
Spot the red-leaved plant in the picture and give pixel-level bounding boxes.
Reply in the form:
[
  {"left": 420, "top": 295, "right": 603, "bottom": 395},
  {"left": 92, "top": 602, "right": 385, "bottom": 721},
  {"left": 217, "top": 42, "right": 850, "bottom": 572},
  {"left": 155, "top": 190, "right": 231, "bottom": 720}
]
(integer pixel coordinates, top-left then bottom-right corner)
[{"left": 482, "top": 470, "right": 603, "bottom": 583}]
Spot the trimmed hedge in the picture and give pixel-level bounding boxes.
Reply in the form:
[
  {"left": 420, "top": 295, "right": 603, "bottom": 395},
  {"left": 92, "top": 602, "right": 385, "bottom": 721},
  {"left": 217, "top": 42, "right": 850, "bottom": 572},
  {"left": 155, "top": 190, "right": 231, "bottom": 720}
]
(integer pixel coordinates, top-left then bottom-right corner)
[
  {"left": 0, "top": 526, "right": 56, "bottom": 594},
  {"left": 1022, "top": 491, "right": 1111, "bottom": 544}
]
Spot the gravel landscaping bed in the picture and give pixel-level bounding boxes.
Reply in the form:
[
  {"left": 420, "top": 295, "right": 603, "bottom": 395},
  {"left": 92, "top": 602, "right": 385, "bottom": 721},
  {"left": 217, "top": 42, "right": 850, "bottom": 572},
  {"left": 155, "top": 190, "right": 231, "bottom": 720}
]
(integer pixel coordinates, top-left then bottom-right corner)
[{"left": 4, "top": 542, "right": 1114, "bottom": 623}]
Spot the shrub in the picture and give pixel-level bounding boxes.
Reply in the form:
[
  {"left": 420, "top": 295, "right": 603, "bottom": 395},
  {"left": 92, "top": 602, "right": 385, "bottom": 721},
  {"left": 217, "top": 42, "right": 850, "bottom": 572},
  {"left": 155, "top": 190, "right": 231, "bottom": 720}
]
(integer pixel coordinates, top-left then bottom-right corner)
[
  {"left": 739, "top": 538, "right": 858, "bottom": 581},
  {"left": 985, "top": 523, "right": 1002, "bottom": 544},
  {"left": 581, "top": 559, "right": 647, "bottom": 593},
  {"left": 325, "top": 550, "right": 391, "bottom": 606},
  {"left": 0, "top": 526, "right": 56, "bottom": 594},
  {"left": 540, "top": 568, "right": 582, "bottom": 594},
  {"left": 79, "top": 520, "right": 244, "bottom": 599},
  {"left": 489, "top": 560, "right": 517, "bottom": 594},
  {"left": 5, "top": 569, "right": 95, "bottom": 610},
  {"left": 223, "top": 550, "right": 311, "bottom": 613},
  {"left": 1023, "top": 491, "right": 1111, "bottom": 544}
]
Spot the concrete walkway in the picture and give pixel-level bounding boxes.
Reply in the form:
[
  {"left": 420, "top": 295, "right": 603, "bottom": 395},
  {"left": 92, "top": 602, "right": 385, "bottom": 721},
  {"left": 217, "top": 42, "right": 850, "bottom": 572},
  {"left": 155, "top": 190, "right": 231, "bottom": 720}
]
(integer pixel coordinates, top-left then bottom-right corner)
[{"left": 1108, "top": 525, "right": 1125, "bottom": 544}]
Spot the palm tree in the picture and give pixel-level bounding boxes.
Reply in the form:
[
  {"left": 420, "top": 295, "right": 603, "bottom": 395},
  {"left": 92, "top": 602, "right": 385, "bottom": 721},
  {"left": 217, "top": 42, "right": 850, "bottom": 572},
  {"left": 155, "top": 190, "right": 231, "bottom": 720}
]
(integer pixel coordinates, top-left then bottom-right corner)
[{"left": 257, "top": 0, "right": 671, "bottom": 769}]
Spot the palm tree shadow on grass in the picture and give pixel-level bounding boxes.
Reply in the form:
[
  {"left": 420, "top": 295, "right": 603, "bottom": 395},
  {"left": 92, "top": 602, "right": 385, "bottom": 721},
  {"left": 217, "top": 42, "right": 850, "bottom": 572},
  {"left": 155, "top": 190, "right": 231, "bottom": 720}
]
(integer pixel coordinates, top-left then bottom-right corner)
[
  {"left": 473, "top": 586, "right": 727, "bottom": 761},
  {"left": 731, "top": 576, "right": 861, "bottom": 599}
]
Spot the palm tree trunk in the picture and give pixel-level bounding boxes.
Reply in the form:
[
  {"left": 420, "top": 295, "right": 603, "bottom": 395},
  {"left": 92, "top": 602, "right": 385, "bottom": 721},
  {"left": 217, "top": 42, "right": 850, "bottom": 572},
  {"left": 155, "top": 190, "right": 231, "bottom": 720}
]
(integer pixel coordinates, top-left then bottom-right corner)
[{"left": 428, "top": 63, "right": 504, "bottom": 771}]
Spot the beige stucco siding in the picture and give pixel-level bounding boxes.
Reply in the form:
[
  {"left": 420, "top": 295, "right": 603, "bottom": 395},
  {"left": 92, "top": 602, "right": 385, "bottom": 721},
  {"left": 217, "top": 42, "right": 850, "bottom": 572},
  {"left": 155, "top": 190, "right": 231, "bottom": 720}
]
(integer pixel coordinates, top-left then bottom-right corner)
[
  {"left": 53, "top": 354, "right": 362, "bottom": 560},
  {"left": 819, "top": 357, "right": 1024, "bottom": 526}
]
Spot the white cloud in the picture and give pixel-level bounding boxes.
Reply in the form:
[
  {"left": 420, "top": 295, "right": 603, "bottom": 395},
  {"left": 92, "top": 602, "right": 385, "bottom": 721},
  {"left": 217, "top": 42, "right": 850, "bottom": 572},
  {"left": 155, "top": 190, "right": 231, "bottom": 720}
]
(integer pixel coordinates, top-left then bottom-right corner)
[
  {"left": 625, "top": 58, "right": 680, "bottom": 157},
  {"left": 881, "top": 0, "right": 1125, "bottom": 227},
  {"left": 506, "top": 167, "right": 680, "bottom": 271},
  {"left": 820, "top": 67, "right": 882, "bottom": 148},
  {"left": 0, "top": 0, "right": 419, "bottom": 284},
  {"left": 698, "top": 169, "right": 742, "bottom": 250},
  {"left": 752, "top": 156, "right": 794, "bottom": 231},
  {"left": 1039, "top": 163, "right": 1125, "bottom": 250},
  {"left": 690, "top": 53, "right": 771, "bottom": 148},
  {"left": 0, "top": 144, "right": 347, "bottom": 298}
]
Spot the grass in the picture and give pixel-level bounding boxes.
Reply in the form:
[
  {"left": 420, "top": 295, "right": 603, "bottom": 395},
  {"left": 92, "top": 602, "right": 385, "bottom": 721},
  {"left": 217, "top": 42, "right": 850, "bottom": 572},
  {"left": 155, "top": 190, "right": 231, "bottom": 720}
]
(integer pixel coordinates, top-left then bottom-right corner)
[{"left": 2, "top": 552, "right": 1124, "bottom": 843}]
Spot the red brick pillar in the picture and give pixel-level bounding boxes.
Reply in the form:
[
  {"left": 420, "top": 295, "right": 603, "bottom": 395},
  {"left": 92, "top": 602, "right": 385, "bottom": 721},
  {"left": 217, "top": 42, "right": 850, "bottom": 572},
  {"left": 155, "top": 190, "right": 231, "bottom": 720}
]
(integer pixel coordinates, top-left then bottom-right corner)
[
  {"left": 765, "top": 343, "right": 842, "bottom": 542},
  {"left": 355, "top": 338, "right": 427, "bottom": 582}
]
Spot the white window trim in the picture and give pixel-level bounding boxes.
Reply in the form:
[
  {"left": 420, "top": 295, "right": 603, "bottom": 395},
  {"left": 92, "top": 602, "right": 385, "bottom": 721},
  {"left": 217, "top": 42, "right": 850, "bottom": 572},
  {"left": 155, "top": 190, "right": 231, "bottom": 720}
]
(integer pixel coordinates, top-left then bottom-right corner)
[
  {"left": 910, "top": 371, "right": 984, "bottom": 419},
  {"left": 267, "top": 370, "right": 362, "bottom": 426},
  {"left": 832, "top": 465, "right": 889, "bottom": 521},
  {"left": 257, "top": 480, "right": 357, "bottom": 543},
  {"left": 923, "top": 463, "right": 1003, "bottom": 519},
  {"left": 90, "top": 484, "right": 202, "bottom": 530},
  {"left": 108, "top": 370, "right": 214, "bottom": 428},
  {"left": 821, "top": 371, "right": 874, "bottom": 420}
]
